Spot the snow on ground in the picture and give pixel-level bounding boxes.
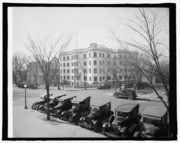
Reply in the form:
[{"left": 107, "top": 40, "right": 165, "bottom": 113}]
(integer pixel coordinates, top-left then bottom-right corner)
[{"left": 13, "top": 85, "right": 167, "bottom": 138}]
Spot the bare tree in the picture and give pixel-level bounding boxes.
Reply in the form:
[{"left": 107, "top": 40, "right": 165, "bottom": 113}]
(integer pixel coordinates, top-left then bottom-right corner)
[
  {"left": 112, "top": 8, "right": 169, "bottom": 111},
  {"left": 27, "top": 61, "right": 39, "bottom": 87},
  {"left": 78, "top": 60, "right": 87, "bottom": 90},
  {"left": 24, "top": 35, "right": 71, "bottom": 120},
  {"left": 13, "top": 52, "right": 27, "bottom": 84}
]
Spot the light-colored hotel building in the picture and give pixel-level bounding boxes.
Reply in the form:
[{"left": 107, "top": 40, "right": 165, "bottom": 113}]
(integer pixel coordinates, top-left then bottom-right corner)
[{"left": 60, "top": 43, "right": 138, "bottom": 87}]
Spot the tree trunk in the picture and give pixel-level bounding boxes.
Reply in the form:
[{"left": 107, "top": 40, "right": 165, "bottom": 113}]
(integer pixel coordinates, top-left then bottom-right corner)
[{"left": 46, "top": 85, "right": 50, "bottom": 120}]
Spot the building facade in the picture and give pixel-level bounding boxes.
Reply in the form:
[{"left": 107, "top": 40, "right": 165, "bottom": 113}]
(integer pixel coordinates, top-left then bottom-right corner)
[{"left": 59, "top": 43, "right": 139, "bottom": 87}]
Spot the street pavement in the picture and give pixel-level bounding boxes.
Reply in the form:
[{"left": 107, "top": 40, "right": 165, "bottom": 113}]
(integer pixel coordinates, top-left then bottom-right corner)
[{"left": 13, "top": 85, "right": 167, "bottom": 138}]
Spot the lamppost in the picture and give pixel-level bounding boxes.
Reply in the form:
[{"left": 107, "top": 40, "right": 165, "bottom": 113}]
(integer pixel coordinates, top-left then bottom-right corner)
[{"left": 24, "top": 84, "right": 28, "bottom": 109}]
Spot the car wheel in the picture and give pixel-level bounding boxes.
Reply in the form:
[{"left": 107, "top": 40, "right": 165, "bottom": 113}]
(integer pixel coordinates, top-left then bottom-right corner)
[
  {"left": 61, "top": 111, "right": 67, "bottom": 120},
  {"left": 31, "top": 104, "right": 35, "bottom": 110},
  {"left": 128, "top": 95, "right": 133, "bottom": 100},
  {"left": 94, "top": 120, "right": 101, "bottom": 132},
  {"left": 72, "top": 114, "right": 80, "bottom": 124}
]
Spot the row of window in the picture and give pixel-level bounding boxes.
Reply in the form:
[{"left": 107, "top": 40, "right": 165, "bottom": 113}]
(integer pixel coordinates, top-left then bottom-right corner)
[
  {"left": 60, "top": 60, "right": 130, "bottom": 67},
  {"left": 60, "top": 68, "right": 135, "bottom": 74},
  {"left": 61, "top": 75, "right": 105, "bottom": 81},
  {"left": 62, "top": 52, "right": 111, "bottom": 61},
  {"left": 60, "top": 68, "right": 106, "bottom": 74}
]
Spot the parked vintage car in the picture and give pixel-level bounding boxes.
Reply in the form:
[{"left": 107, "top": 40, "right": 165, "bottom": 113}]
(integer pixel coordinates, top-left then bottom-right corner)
[
  {"left": 79, "top": 102, "right": 113, "bottom": 132},
  {"left": 133, "top": 106, "right": 168, "bottom": 138},
  {"left": 49, "top": 96, "right": 76, "bottom": 118},
  {"left": 102, "top": 103, "right": 141, "bottom": 138},
  {"left": 31, "top": 93, "right": 53, "bottom": 110},
  {"left": 60, "top": 96, "right": 91, "bottom": 124},
  {"left": 28, "top": 83, "right": 38, "bottom": 89},
  {"left": 39, "top": 94, "right": 66, "bottom": 112},
  {"left": 113, "top": 88, "right": 137, "bottom": 100},
  {"left": 98, "top": 83, "right": 111, "bottom": 89}
]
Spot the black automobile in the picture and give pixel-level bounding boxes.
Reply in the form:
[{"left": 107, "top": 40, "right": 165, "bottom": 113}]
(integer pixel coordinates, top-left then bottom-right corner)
[
  {"left": 49, "top": 96, "right": 76, "bottom": 118},
  {"left": 31, "top": 93, "right": 53, "bottom": 110},
  {"left": 133, "top": 106, "right": 168, "bottom": 138},
  {"left": 102, "top": 103, "right": 141, "bottom": 138},
  {"left": 98, "top": 83, "right": 111, "bottom": 89},
  {"left": 113, "top": 88, "right": 137, "bottom": 100},
  {"left": 39, "top": 94, "right": 66, "bottom": 112},
  {"left": 79, "top": 102, "right": 113, "bottom": 132},
  {"left": 60, "top": 96, "right": 91, "bottom": 124}
]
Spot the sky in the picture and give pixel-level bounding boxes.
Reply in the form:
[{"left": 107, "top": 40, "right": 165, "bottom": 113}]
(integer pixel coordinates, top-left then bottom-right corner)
[{"left": 12, "top": 7, "right": 169, "bottom": 56}]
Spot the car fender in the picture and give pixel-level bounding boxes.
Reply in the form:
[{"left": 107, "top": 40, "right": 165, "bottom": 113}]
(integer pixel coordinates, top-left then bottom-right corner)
[
  {"left": 120, "top": 126, "right": 128, "bottom": 133},
  {"left": 72, "top": 113, "right": 80, "bottom": 123},
  {"left": 61, "top": 111, "right": 68, "bottom": 119}
]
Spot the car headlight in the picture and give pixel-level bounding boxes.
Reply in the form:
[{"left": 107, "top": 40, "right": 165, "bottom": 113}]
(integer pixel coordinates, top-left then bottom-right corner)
[
  {"left": 80, "top": 117, "right": 85, "bottom": 121},
  {"left": 118, "top": 126, "right": 121, "bottom": 130}
]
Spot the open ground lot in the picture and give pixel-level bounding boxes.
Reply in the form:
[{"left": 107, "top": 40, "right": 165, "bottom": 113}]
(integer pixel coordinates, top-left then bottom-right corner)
[{"left": 13, "top": 85, "right": 167, "bottom": 138}]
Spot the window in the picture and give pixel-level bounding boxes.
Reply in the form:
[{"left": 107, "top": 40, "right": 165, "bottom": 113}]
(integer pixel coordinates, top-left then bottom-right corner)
[
  {"left": 119, "top": 54, "right": 122, "bottom": 59},
  {"left": 94, "top": 60, "right": 97, "bottom": 65},
  {"left": 67, "top": 56, "right": 69, "bottom": 60},
  {"left": 94, "top": 77, "right": 97, "bottom": 81},
  {"left": 103, "top": 53, "right": 104, "bottom": 57},
  {"left": 83, "top": 54, "right": 87, "bottom": 58},
  {"left": 89, "top": 53, "right": 91, "bottom": 57},
  {"left": 71, "top": 55, "right": 73, "bottom": 60},
  {"left": 84, "top": 76, "right": 87, "bottom": 80},
  {"left": 103, "top": 77, "right": 104, "bottom": 80},
  {"left": 64, "top": 76, "right": 66, "bottom": 80},
  {"left": 119, "top": 75, "right": 122, "bottom": 79},
  {"left": 67, "top": 69, "right": 70, "bottom": 73},
  {"left": 99, "top": 60, "right": 101, "bottom": 65},
  {"left": 94, "top": 52, "right": 97, "bottom": 57},
  {"left": 67, "top": 63, "right": 69, "bottom": 67},
  {"left": 63, "top": 69, "right": 66, "bottom": 73},
  {"left": 94, "top": 68, "right": 97, "bottom": 73},
  {"left": 99, "top": 53, "right": 101, "bottom": 57},
  {"left": 63, "top": 63, "right": 65, "bottom": 67},
  {"left": 107, "top": 54, "right": 110, "bottom": 58},
  {"left": 89, "top": 61, "right": 91, "bottom": 65},
  {"left": 72, "top": 69, "right": 74, "bottom": 73},
  {"left": 63, "top": 56, "right": 65, "bottom": 61},
  {"left": 83, "top": 69, "right": 87, "bottom": 73},
  {"left": 67, "top": 76, "right": 70, "bottom": 79},
  {"left": 100, "top": 77, "right": 102, "bottom": 81},
  {"left": 89, "top": 69, "right": 91, "bottom": 73},
  {"left": 83, "top": 61, "right": 87, "bottom": 66},
  {"left": 89, "top": 76, "right": 91, "bottom": 81}
]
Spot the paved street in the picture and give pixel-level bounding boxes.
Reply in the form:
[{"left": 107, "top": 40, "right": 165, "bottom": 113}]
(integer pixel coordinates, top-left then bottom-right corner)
[{"left": 13, "top": 85, "right": 167, "bottom": 138}]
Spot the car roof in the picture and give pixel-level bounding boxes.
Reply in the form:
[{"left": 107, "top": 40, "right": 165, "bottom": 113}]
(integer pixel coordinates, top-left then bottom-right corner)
[
  {"left": 72, "top": 96, "right": 90, "bottom": 103},
  {"left": 58, "top": 96, "right": 76, "bottom": 101},
  {"left": 115, "top": 102, "right": 139, "bottom": 113},
  {"left": 142, "top": 106, "right": 167, "bottom": 118},
  {"left": 90, "top": 101, "right": 110, "bottom": 107}
]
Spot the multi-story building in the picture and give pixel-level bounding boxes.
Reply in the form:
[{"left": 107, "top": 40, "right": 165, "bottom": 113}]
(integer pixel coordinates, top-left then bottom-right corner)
[{"left": 60, "top": 43, "right": 139, "bottom": 87}]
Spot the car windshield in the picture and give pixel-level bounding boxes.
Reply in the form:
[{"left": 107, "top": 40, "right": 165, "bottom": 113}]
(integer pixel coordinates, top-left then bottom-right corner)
[
  {"left": 116, "top": 111, "right": 129, "bottom": 118},
  {"left": 58, "top": 101, "right": 63, "bottom": 106},
  {"left": 72, "top": 103, "right": 78, "bottom": 109},
  {"left": 91, "top": 107, "right": 99, "bottom": 113},
  {"left": 143, "top": 117, "right": 161, "bottom": 127}
]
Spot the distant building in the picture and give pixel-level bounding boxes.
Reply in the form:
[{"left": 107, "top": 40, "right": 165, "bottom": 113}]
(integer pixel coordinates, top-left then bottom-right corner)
[
  {"left": 27, "top": 57, "right": 60, "bottom": 85},
  {"left": 59, "top": 43, "right": 139, "bottom": 86}
]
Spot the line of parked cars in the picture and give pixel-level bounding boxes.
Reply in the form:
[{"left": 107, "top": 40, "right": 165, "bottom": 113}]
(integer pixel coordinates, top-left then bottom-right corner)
[{"left": 31, "top": 94, "right": 168, "bottom": 139}]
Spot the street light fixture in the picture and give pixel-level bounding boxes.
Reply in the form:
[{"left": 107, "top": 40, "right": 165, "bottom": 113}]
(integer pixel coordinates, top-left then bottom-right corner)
[{"left": 24, "top": 84, "right": 28, "bottom": 109}]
